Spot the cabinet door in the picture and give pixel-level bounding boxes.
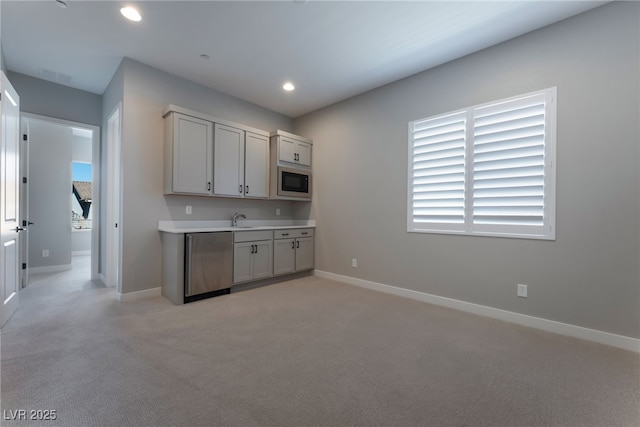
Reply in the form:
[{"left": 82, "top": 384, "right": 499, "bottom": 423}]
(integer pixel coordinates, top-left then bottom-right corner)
[
  {"left": 273, "top": 238, "right": 295, "bottom": 276},
  {"left": 295, "top": 237, "right": 315, "bottom": 271},
  {"left": 244, "top": 132, "right": 269, "bottom": 198},
  {"left": 233, "top": 242, "right": 254, "bottom": 284},
  {"left": 296, "top": 142, "right": 312, "bottom": 167},
  {"left": 252, "top": 240, "right": 273, "bottom": 280},
  {"left": 214, "top": 124, "right": 244, "bottom": 197},
  {"left": 172, "top": 114, "right": 212, "bottom": 194},
  {"left": 278, "top": 136, "right": 298, "bottom": 165}
]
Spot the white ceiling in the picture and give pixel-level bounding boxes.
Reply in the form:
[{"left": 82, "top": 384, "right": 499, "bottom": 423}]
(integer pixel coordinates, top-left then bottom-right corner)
[{"left": 1, "top": 1, "right": 608, "bottom": 118}]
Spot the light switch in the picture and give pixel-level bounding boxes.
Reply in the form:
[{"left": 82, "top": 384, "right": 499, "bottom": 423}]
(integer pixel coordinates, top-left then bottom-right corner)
[{"left": 186, "top": 205, "right": 192, "bottom": 215}]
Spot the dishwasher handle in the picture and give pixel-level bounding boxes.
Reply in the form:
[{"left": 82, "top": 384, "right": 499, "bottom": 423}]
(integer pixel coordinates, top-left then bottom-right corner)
[{"left": 186, "top": 234, "right": 193, "bottom": 297}]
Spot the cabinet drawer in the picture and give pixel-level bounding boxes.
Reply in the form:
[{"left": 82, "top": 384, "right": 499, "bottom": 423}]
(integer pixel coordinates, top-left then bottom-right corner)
[
  {"left": 274, "top": 228, "right": 314, "bottom": 239},
  {"left": 233, "top": 230, "right": 273, "bottom": 243}
]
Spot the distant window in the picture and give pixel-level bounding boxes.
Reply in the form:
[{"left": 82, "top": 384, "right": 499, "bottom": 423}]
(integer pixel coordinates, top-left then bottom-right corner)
[
  {"left": 407, "top": 88, "right": 556, "bottom": 240},
  {"left": 72, "top": 162, "right": 92, "bottom": 230}
]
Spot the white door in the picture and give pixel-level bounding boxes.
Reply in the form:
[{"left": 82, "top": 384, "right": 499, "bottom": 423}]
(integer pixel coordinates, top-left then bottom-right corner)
[
  {"left": 214, "top": 124, "right": 244, "bottom": 197},
  {"left": 233, "top": 242, "right": 253, "bottom": 284},
  {"left": 273, "top": 238, "right": 295, "bottom": 276},
  {"left": 172, "top": 114, "right": 212, "bottom": 195},
  {"left": 252, "top": 240, "right": 273, "bottom": 280},
  {"left": 105, "top": 105, "right": 122, "bottom": 290},
  {"left": 1, "top": 71, "right": 21, "bottom": 327},
  {"left": 295, "top": 237, "right": 315, "bottom": 271},
  {"left": 295, "top": 142, "right": 312, "bottom": 167},
  {"left": 244, "top": 132, "right": 269, "bottom": 198},
  {"left": 278, "top": 137, "right": 297, "bottom": 164}
]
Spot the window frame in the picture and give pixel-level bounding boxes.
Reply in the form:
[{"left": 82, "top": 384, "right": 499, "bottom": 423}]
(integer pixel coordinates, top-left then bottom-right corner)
[{"left": 407, "top": 88, "right": 556, "bottom": 240}]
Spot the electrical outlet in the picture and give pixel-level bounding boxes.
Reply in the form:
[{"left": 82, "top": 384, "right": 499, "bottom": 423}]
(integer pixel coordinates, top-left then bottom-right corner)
[
  {"left": 352, "top": 258, "right": 357, "bottom": 268},
  {"left": 186, "top": 205, "right": 192, "bottom": 215},
  {"left": 517, "top": 284, "right": 528, "bottom": 298},
  {"left": 276, "top": 208, "right": 280, "bottom": 216},
  {"left": 42, "top": 249, "right": 49, "bottom": 258}
]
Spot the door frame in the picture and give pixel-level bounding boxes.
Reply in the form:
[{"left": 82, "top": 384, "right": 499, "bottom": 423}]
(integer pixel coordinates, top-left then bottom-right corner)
[
  {"left": 105, "top": 103, "right": 122, "bottom": 293},
  {"left": 21, "top": 113, "right": 100, "bottom": 280}
]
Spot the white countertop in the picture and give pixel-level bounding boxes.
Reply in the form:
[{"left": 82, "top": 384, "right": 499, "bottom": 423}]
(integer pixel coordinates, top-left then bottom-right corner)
[{"left": 158, "top": 220, "right": 315, "bottom": 234}]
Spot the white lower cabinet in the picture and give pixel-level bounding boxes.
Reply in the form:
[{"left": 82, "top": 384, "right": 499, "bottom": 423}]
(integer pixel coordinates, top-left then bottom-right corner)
[
  {"left": 273, "top": 229, "right": 314, "bottom": 276},
  {"left": 233, "top": 231, "right": 273, "bottom": 284}
]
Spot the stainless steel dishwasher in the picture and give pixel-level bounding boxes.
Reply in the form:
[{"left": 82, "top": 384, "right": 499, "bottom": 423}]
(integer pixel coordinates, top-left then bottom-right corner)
[{"left": 184, "top": 232, "right": 233, "bottom": 303}]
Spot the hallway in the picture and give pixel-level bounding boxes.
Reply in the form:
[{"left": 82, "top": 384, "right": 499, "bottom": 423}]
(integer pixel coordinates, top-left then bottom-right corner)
[{"left": 4, "top": 255, "right": 107, "bottom": 330}]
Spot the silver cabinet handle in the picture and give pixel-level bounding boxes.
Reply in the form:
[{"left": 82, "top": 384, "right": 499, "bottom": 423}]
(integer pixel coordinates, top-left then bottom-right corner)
[
  {"left": 207, "top": 182, "right": 211, "bottom": 191},
  {"left": 239, "top": 185, "right": 243, "bottom": 194}
]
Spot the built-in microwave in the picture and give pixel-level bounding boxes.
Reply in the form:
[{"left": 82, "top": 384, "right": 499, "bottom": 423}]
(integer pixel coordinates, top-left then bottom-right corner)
[{"left": 277, "top": 166, "right": 311, "bottom": 200}]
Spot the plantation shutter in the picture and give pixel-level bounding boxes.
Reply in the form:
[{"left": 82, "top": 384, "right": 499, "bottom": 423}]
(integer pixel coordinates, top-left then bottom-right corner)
[
  {"left": 472, "top": 92, "right": 550, "bottom": 234},
  {"left": 409, "top": 111, "right": 467, "bottom": 231},
  {"left": 407, "top": 88, "right": 555, "bottom": 239}
]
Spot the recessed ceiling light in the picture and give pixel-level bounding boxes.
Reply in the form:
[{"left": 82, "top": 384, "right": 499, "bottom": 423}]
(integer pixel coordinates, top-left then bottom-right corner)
[
  {"left": 120, "top": 6, "right": 142, "bottom": 22},
  {"left": 55, "top": 0, "right": 68, "bottom": 8},
  {"left": 200, "top": 54, "right": 210, "bottom": 60},
  {"left": 283, "top": 82, "right": 295, "bottom": 91}
]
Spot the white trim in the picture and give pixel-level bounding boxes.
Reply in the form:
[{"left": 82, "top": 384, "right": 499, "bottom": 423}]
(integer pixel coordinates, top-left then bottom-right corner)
[
  {"left": 116, "top": 287, "right": 161, "bottom": 302},
  {"left": 106, "top": 104, "right": 123, "bottom": 293},
  {"left": 314, "top": 270, "right": 640, "bottom": 353},
  {"left": 72, "top": 250, "right": 91, "bottom": 256},
  {"left": 28, "top": 264, "right": 73, "bottom": 275}
]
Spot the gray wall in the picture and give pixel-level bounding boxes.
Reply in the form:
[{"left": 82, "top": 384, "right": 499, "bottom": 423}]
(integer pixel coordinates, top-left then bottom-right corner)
[
  {"left": 114, "top": 58, "right": 294, "bottom": 294},
  {"left": 1, "top": 44, "right": 5, "bottom": 74},
  {"left": 7, "top": 72, "right": 102, "bottom": 126},
  {"left": 27, "top": 118, "right": 73, "bottom": 268},
  {"left": 294, "top": 2, "right": 640, "bottom": 339},
  {"left": 1, "top": 7, "right": 4, "bottom": 74}
]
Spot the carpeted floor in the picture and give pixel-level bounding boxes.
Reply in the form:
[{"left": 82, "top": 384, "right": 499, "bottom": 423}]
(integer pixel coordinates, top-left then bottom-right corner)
[{"left": 1, "top": 255, "right": 639, "bottom": 426}]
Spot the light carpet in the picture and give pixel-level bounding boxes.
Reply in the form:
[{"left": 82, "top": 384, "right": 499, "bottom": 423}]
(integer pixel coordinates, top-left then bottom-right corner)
[{"left": 1, "top": 256, "right": 639, "bottom": 426}]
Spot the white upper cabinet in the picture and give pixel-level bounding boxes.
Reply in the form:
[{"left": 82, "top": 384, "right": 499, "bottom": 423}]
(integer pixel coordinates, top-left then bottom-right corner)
[
  {"left": 244, "top": 132, "right": 269, "bottom": 198},
  {"left": 214, "top": 125, "right": 269, "bottom": 199},
  {"left": 214, "top": 124, "right": 244, "bottom": 197},
  {"left": 164, "top": 112, "right": 213, "bottom": 195},
  {"left": 271, "top": 130, "right": 313, "bottom": 169},
  {"left": 163, "top": 105, "right": 270, "bottom": 199}
]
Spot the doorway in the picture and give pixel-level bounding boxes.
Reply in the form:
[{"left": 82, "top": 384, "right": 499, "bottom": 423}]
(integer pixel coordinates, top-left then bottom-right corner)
[{"left": 21, "top": 114, "right": 100, "bottom": 282}]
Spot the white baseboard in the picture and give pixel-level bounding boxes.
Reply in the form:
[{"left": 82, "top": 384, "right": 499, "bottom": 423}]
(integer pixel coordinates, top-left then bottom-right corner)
[
  {"left": 314, "top": 270, "right": 640, "bottom": 353},
  {"left": 72, "top": 250, "right": 91, "bottom": 256},
  {"left": 98, "top": 273, "right": 107, "bottom": 286},
  {"left": 117, "top": 287, "right": 162, "bottom": 302},
  {"left": 28, "top": 264, "right": 73, "bottom": 275}
]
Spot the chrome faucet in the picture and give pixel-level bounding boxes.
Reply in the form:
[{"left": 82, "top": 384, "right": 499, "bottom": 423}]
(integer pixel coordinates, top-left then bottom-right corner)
[{"left": 232, "top": 212, "right": 246, "bottom": 227}]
